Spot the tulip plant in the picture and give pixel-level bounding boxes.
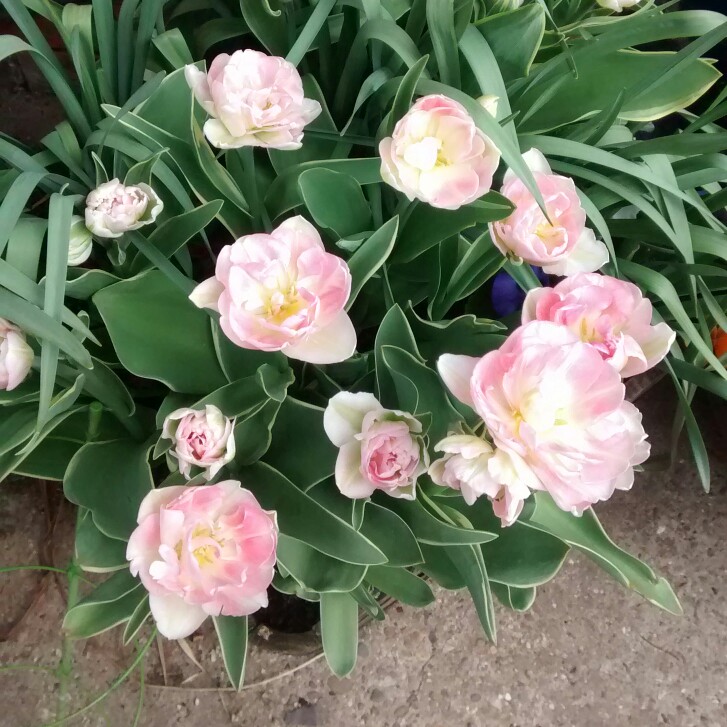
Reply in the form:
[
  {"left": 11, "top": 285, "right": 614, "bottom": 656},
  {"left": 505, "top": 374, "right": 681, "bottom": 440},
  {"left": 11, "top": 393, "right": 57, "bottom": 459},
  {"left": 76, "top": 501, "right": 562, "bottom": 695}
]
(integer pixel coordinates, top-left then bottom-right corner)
[{"left": 1, "top": 0, "right": 727, "bottom": 704}]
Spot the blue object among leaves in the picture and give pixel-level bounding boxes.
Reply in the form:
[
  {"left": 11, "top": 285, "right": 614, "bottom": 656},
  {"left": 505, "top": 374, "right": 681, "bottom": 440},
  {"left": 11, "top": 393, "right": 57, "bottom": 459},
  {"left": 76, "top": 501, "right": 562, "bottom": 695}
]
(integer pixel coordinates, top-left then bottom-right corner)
[{"left": 491, "top": 266, "right": 548, "bottom": 317}]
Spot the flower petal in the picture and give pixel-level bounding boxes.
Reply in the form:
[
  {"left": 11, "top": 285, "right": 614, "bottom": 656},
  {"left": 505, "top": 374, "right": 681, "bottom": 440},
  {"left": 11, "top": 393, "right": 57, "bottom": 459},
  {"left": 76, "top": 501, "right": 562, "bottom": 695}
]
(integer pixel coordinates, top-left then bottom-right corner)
[
  {"left": 543, "top": 229, "right": 608, "bottom": 276},
  {"left": 437, "top": 354, "right": 479, "bottom": 408},
  {"left": 189, "top": 277, "right": 224, "bottom": 312},
  {"left": 149, "top": 593, "right": 208, "bottom": 640},
  {"left": 324, "top": 391, "right": 382, "bottom": 447},
  {"left": 334, "top": 441, "right": 376, "bottom": 499},
  {"left": 284, "top": 310, "right": 356, "bottom": 364}
]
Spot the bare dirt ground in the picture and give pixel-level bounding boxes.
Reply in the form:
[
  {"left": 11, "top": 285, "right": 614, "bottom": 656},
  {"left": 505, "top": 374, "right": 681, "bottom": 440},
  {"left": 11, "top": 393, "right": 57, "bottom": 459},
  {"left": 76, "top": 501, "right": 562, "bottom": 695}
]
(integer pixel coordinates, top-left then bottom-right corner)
[{"left": 1, "top": 381, "right": 726, "bottom": 727}]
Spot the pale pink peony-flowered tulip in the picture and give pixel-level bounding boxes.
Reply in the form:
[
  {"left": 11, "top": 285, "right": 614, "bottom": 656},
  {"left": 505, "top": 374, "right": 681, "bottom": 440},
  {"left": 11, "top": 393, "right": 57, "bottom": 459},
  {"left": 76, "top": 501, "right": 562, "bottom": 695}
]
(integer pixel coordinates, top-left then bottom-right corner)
[
  {"left": 489, "top": 149, "right": 608, "bottom": 275},
  {"left": 429, "top": 434, "right": 538, "bottom": 526},
  {"left": 85, "top": 179, "right": 163, "bottom": 239},
  {"left": 324, "top": 392, "right": 428, "bottom": 500},
  {"left": 522, "top": 272, "right": 675, "bottom": 377},
  {"left": 162, "top": 406, "right": 236, "bottom": 480},
  {"left": 190, "top": 216, "right": 355, "bottom": 364},
  {"left": 379, "top": 94, "right": 501, "bottom": 210},
  {"left": 127, "top": 481, "right": 278, "bottom": 639},
  {"left": 438, "top": 321, "right": 650, "bottom": 515},
  {"left": 0, "top": 318, "right": 33, "bottom": 391},
  {"left": 185, "top": 50, "right": 321, "bottom": 150}
]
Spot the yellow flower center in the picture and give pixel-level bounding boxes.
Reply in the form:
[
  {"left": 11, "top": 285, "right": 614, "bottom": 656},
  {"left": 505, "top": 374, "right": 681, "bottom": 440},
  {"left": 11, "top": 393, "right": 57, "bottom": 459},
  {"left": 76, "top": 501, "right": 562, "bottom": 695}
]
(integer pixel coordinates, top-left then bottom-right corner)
[{"left": 264, "top": 285, "right": 305, "bottom": 326}]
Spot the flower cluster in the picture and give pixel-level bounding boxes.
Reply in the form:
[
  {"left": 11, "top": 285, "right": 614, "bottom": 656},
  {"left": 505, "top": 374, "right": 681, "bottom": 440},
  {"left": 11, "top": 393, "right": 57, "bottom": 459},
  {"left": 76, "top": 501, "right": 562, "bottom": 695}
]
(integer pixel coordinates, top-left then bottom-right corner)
[
  {"left": 113, "top": 46, "right": 676, "bottom": 641},
  {"left": 432, "top": 275, "right": 674, "bottom": 525}
]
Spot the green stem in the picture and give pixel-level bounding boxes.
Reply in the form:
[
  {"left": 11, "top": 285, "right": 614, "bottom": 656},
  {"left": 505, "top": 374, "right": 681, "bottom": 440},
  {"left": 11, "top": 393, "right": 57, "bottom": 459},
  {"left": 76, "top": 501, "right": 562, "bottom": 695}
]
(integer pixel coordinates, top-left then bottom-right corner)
[{"left": 55, "top": 558, "right": 81, "bottom": 721}]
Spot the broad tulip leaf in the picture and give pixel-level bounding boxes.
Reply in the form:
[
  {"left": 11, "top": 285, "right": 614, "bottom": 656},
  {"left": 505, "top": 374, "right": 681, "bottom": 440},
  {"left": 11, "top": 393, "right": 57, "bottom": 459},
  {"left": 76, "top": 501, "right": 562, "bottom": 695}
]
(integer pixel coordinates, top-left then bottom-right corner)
[
  {"left": 525, "top": 493, "right": 682, "bottom": 615},
  {"left": 63, "top": 570, "right": 145, "bottom": 639},
  {"left": 386, "top": 498, "right": 497, "bottom": 546},
  {"left": 473, "top": 4, "right": 545, "bottom": 83},
  {"left": 491, "top": 583, "right": 536, "bottom": 613},
  {"left": 277, "top": 534, "right": 366, "bottom": 593},
  {"left": 308, "top": 481, "right": 424, "bottom": 567},
  {"left": 214, "top": 615, "right": 249, "bottom": 691},
  {"left": 299, "top": 168, "right": 372, "bottom": 237},
  {"left": 64, "top": 439, "right": 153, "bottom": 540},
  {"left": 447, "top": 543, "right": 496, "bottom": 642},
  {"left": 392, "top": 194, "right": 513, "bottom": 263},
  {"left": 346, "top": 217, "right": 399, "bottom": 308},
  {"left": 75, "top": 509, "right": 128, "bottom": 572},
  {"left": 365, "top": 566, "right": 435, "bottom": 607},
  {"left": 94, "top": 269, "right": 228, "bottom": 394},
  {"left": 263, "top": 397, "right": 337, "bottom": 489},
  {"left": 515, "top": 50, "right": 720, "bottom": 133},
  {"left": 320, "top": 592, "right": 359, "bottom": 677},
  {"left": 239, "top": 463, "right": 387, "bottom": 565}
]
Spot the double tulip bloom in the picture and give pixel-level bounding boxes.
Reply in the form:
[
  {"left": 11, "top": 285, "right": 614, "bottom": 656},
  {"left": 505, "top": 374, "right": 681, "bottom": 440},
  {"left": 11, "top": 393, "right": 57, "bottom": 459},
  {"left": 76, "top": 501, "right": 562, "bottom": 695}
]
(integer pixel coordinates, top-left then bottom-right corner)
[
  {"left": 163, "top": 406, "right": 236, "bottom": 481},
  {"left": 379, "top": 94, "right": 501, "bottom": 210},
  {"left": 185, "top": 50, "right": 321, "bottom": 150},
  {"left": 324, "top": 392, "right": 428, "bottom": 501},
  {"left": 190, "top": 216, "right": 356, "bottom": 365},
  {"left": 85, "top": 178, "right": 163, "bottom": 239},
  {"left": 522, "top": 273, "right": 675, "bottom": 378},
  {"left": 127, "top": 482, "right": 278, "bottom": 639},
  {"left": 490, "top": 149, "right": 609, "bottom": 275}
]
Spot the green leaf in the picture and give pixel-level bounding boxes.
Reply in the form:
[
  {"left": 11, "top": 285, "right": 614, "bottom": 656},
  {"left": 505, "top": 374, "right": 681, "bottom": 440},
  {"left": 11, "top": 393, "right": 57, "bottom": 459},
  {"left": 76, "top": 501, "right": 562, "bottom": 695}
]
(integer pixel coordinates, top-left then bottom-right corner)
[
  {"left": 123, "top": 595, "right": 150, "bottom": 645},
  {"left": 472, "top": 4, "right": 544, "bottom": 83},
  {"left": 393, "top": 194, "right": 513, "bottom": 263},
  {"left": 525, "top": 493, "right": 682, "bottom": 615},
  {"left": 263, "top": 397, "right": 337, "bottom": 489},
  {"left": 266, "top": 158, "right": 382, "bottom": 219},
  {"left": 240, "top": 0, "right": 287, "bottom": 56},
  {"left": 239, "top": 463, "right": 387, "bottom": 565},
  {"left": 405, "top": 305, "right": 505, "bottom": 361},
  {"left": 481, "top": 519, "right": 568, "bottom": 587},
  {"left": 386, "top": 498, "right": 497, "bottom": 546},
  {"left": 75, "top": 510, "right": 128, "bottom": 573},
  {"left": 320, "top": 592, "right": 359, "bottom": 677},
  {"left": 63, "top": 570, "right": 145, "bottom": 639},
  {"left": 665, "top": 359, "right": 710, "bottom": 493},
  {"left": 299, "top": 168, "right": 372, "bottom": 238},
  {"left": 285, "top": 0, "right": 337, "bottom": 67},
  {"left": 387, "top": 55, "right": 429, "bottom": 136},
  {"left": 381, "top": 345, "right": 463, "bottom": 443},
  {"left": 64, "top": 439, "right": 153, "bottom": 540},
  {"left": 427, "top": 0, "right": 459, "bottom": 87},
  {"left": 447, "top": 544, "right": 496, "bottom": 642},
  {"left": 94, "top": 270, "right": 228, "bottom": 394},
  {"left": 214, "top": 616, "right": 249, "bottom": 691},
  {"left": 0, "top": 288, "right": 92, "bottom": 370},
  {"left": 366, "top": 566, "right": 434, "bottom": 607},
  {"left": 491, "top": 583, "right": 536, "bottom": 612},
  {"left": 130, "top": 201, "right": 223, "bottom": 274},
  {"left": 309, "top": 482, "right": 424, "bottom": 567},
  {"left": 124, "top": 150, "right": 165, "bottom": 187},
  {"left": 38, "top": 193, "right": 73, "bottom": 428},
  {"left": 375, "top": 304, "right": 421, "bottom": 408},
  {"left": 419, "top": 542, "right": 465, "bottom": 589},
  {"left": 347, "top": 217, "right": 398, "bottom": 309},
  {"left": 277, "top": 534, "right": 366, "bottom": 593}
]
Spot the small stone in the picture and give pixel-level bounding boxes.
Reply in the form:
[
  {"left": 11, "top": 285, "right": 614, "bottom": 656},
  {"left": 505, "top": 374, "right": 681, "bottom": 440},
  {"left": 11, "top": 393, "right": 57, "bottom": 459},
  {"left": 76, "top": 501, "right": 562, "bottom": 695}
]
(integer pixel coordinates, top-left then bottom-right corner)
[{"left": 370, "top": 688, "right": 385, "bottom": 703}]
